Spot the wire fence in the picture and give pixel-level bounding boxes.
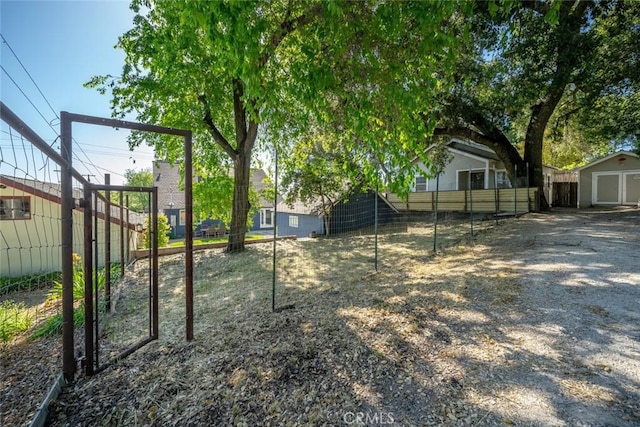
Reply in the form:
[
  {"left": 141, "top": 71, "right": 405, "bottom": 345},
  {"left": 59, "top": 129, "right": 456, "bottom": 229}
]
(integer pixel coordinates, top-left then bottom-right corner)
[
  {"left": 0, "top": 104, "right": 152, "bottom": 426},
  {"left": 1, "top": 100, "right": 539, "bottom": 425}
]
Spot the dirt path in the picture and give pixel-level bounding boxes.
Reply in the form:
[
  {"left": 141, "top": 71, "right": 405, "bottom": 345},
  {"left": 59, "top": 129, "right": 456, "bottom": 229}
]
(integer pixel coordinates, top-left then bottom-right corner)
[{"left": 38, "top": 208, "right": 640, "bottom": 426}]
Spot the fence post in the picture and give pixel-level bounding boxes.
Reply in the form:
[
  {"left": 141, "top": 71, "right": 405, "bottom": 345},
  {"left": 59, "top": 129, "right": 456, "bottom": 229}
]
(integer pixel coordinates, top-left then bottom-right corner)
[
  {"left": 469, "top": 167, "right": 474, "bottom": 238},
  {"left": 119, "top": 190, "right": 125, "bottom": 277},
  {"left": 83, "top": 184, "right": 94, "bottom": 376},
  {"left": 514, "top": 164, "right": 518, "bottom": 215},
  {"left": 272, "top": 145, "right": 278, "bottom": 312},
  {"left": 433, "top": 173, "right": 439, "bottom": 254},
  {"left": 184, "top": 131, "right": 194, "bottom": 341},
  {"left": 125, "top": 195, "right": 130, "bottom": 263},
  {"left": 105, "top": 174, "right": 111, "bottom": 311},
  {"left": 526, "top": 162, "right": 530, "bottom": 213},
  {"left": 60, "top": 111, "right": 75, "bottom": 382},
  {"left": 494, "top": 171, "right": 498, "bottom": 225},
  {"left": 374, "top": 183, "right": 378, "bottom": 272}
]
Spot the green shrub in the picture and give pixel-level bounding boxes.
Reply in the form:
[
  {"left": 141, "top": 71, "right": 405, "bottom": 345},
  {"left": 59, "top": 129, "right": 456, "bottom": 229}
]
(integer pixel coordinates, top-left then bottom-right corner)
[
  {"left": 142, "top": 213, "right": 171, "bottom": 248},
  {"left": 32, "top": 308, "right": 84, "bottom": 339},
  {"left": 0, "top": 301, "right": 33, "bottom": 342}
]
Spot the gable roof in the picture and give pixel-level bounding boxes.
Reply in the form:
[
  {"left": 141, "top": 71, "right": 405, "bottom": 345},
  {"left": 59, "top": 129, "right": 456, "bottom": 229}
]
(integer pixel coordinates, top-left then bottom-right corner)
[
  {"left": 153, "top": 161, "right": 274, "bottom": 209},
  {"left": 576, "top": 151, "right": 640, "bottom": 171},
  {"left": 0, "top": 175, "right": 146, "bottom": 227}
]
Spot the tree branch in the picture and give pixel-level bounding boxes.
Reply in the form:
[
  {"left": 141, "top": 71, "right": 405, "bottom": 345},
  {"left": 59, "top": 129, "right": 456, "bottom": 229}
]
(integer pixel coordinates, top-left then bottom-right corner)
[
  {"left": 198, "top": 94, "right": 237, "bottom": 157},
  {"left": 258, "top": 3, "right": 323, "bottom": 68}
]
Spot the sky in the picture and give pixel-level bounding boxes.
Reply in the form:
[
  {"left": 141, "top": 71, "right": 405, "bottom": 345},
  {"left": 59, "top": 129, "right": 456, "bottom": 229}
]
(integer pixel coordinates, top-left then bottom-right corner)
[{"left": 1, "top": 0, "right": 155, "bottom": 185}]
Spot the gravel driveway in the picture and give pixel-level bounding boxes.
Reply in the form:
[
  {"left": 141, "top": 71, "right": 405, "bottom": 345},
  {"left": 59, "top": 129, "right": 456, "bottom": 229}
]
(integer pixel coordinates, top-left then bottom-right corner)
[{"left": 458, "top": 208, "right": 640, "bottom": 426}]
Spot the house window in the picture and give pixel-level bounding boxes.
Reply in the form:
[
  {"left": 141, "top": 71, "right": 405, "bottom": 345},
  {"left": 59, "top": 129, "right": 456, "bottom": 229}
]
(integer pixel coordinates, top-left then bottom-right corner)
[
  {"left": 470, "top": 171, "right": 485, "bottom": 189},
  {"left": 496, "top": 171, "right": 511, "bottom": 189},
  {"left": 260, "top": 208, "right": 274, "bottom": 228},
  {"left": 289, "top": 215, "right": 299, "bottom": 228},
  {"left": 415, "top": 176, "right": 427, "bottom": 192},
  {"left": 0, "top": 196, "right": 31, "bottom": 220}
]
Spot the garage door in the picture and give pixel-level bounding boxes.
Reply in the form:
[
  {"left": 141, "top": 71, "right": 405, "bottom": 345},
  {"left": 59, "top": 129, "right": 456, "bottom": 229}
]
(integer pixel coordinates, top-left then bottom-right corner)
[
  {"left": 594, "top": 174, "right": 620, "bottom": 204},
  {"left": 624, "top": 172, "right": 640, "bottom": 205}
]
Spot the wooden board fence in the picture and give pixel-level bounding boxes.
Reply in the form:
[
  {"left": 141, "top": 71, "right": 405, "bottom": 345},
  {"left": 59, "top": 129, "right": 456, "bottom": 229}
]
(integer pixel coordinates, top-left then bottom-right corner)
[{"left": 384, "top": 187, "right": 538, "bottom": 213}]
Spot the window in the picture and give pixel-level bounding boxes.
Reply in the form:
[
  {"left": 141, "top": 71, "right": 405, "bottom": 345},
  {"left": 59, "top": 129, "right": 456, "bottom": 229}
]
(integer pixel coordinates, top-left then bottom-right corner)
[
  {"left": 289, "top": 215, "right": 299, "bottom": 228},
  {"left": 470, "top": 171, "right": 485, "bottom": 189},
  {"left": 415, "top": 176, "right": 427, "bottom": 192},
  {"left": 260, "top": 208, "right": 274, "bottom": 228},
  {"left": 179, "top": 210, "right": 185, "bottom": 226},
  {"left": 0, "top": 197, "right": 31, "bottom": 220},
  {"left": 496, "top": 171, "right": 511, "bottom": 189}
]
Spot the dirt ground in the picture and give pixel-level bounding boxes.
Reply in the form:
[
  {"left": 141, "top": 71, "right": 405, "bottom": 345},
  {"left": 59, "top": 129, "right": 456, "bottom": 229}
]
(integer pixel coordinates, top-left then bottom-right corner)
[{"left": 3, "top": 208, "right": 639, "bottom": 426}]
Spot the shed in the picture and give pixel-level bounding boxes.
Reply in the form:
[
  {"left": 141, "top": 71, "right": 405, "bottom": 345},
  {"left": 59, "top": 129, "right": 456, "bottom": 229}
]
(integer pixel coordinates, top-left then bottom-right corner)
[{"left": 577, "top": 151, "right": 640, "bottom": 208}]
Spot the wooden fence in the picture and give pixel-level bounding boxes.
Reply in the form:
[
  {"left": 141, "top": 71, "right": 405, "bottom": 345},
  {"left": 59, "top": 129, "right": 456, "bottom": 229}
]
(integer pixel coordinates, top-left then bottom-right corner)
[{"left": 384, "top": 187, "right": 539, "bottom": 213}]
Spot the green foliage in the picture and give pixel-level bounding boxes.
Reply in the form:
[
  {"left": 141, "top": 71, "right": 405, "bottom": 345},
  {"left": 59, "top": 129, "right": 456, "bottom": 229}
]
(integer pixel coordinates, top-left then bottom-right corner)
[
  {"left": 0, "top": 301, "right": 33, "bottom": 342},
  {"left": 433, "top": 0, "right": 639, "bottom": 179},
  {"left": 142, "top": 213, "right": 171, "bottom": 248},
  {"left": 0, "top": 271, "right": 60, "bottom": 294},
  {"left": 87, "top": 0, "right": 474, "bottom": 250},
  {"left": 114, "top": 168, "right": 154, "bottom": 213},
  {"left": 31, "top": 308, "right": 84, "bottom": 339}
]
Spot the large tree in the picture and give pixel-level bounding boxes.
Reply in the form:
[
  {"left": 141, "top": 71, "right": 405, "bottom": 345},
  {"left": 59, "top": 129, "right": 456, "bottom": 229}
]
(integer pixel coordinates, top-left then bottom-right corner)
[
  {"left": 89, "top": 0, "right": 469, "bottom": 251},
  {"left": 430, "top": 0, "right": 640, "bottom": 203}
]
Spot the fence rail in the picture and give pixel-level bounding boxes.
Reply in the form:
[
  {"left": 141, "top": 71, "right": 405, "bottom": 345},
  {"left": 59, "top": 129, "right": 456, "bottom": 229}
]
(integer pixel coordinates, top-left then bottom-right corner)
[{"left": 384, "top": 187, "right": 539, "bottom": 213}]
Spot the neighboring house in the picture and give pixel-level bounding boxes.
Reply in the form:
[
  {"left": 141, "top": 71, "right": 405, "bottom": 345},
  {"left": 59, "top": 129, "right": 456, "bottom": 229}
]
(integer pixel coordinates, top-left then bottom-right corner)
[
  {"left": 276, "top": 191, "right": 399, "bottom": 238},
  {"left": 577, "top": 151, "right": 640, "bottom": 208},
  {"left": 0, "top": 175, "right": 145, "bottom": 277},
  {"left": 153, "top": 161, "right": 275, "bottom": 237},
  {"left": 413, "top": 138, "right": 555, "bottom": 202}
]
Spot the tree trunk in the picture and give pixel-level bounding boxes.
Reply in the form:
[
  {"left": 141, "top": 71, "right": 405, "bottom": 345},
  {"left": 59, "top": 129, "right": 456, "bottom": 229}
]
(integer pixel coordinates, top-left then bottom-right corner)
[{"left": 227, "top": 152, "right": 251, "bottom": 253}]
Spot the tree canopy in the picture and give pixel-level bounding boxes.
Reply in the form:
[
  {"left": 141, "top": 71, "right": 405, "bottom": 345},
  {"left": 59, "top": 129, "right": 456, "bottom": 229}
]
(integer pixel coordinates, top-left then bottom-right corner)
[
  {"left": 88, "top": 0, "right": 471, "bottom": 251},
  {"left": 430, "top": 0, "right": 640, "bottom": 195}
]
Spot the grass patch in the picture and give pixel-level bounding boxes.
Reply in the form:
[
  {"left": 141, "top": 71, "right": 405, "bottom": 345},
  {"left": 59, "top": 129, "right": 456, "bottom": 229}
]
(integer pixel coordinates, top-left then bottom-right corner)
[
  {"left": 0, "top": 300, "right": 33, "bottom": 342},
  {"left": 31, "top": 308, "right": 84, "bottom": 339}
]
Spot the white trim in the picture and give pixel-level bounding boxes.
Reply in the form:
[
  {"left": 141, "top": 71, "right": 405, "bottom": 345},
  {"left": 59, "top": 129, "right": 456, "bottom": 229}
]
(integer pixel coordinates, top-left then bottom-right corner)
[
  {"left": 592, "top": 172, "right": 621, "bottom": 204},
  {"left": 578, "top": 151, "right": 639, "bottom": 171},
  {"left": 456, "top": 168, "right": 487, "bottom": 190},
  {"left": 623, "top": 170, "right": 640, "bottom": 205},
  {"left": 259, "top": 208, "right": 274, "bottom": 228}
]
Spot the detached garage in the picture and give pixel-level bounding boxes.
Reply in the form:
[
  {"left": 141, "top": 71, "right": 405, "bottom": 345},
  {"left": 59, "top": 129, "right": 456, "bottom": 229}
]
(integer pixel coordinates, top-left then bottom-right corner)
[{"left": 578, "top": 151, "right": 640, "bottom": 208}]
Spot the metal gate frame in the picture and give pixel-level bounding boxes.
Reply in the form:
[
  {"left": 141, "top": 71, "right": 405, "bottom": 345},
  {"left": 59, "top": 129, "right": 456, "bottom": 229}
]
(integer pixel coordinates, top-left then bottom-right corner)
[
  {"left": 83, "top": 183, "right": 158, "bottom": 376},
  {"left": 60, "top": 112, "right": 193, "bottom": 381}
]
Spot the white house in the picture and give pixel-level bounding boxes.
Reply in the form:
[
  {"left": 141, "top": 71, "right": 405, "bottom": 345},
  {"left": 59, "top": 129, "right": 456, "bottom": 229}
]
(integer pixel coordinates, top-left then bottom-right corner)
[
  {"left": 413, "top": 138, "right": 555, "bottom": 202},
  {"left": 577, "top": 151, "right": 640, "bottom": 208}
]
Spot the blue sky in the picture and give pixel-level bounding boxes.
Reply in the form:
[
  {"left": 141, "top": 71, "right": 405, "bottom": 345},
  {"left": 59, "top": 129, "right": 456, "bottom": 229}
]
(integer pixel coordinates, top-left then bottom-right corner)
[{"left": 1, "top": 0, "right": 155, "bottom": 185}]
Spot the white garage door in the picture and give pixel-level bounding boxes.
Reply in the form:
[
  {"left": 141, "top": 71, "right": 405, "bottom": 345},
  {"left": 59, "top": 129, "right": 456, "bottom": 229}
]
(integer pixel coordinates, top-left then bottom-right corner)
[
  {"left": 594, "top": 173, "right": 620, "bottom": 204},
  {"left": 624, "top": 172, "right": 640, "bottom": 205}
]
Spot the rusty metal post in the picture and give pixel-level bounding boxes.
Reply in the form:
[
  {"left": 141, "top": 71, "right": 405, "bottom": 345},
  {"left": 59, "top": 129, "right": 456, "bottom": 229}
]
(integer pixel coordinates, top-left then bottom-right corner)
[
  {"left": 125, "top": 195, "right": 130, "bottom": 263},
  {"left": 83, "top": 184, "right": 94, "bottom": 375},
  {"left": 184, "top": 131, "right": 194, "bottom": 341},
  {"left": 120, "top": 190, "right": 125, "bottom": 276},
  {"left": 105, "top": 174, "right": 112, "bottom": 311},
  {"left": 60, "top": 111, "right": 75, "bottom": 382},
  {"left": 151, "top": 187, "right": 159, "bottom": 339}
]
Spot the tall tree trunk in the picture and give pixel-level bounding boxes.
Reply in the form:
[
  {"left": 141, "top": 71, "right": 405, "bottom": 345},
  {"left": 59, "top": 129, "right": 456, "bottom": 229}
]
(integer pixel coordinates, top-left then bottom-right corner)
[{"left": 227, "top": 152, "right": 252, "bottom": 252}]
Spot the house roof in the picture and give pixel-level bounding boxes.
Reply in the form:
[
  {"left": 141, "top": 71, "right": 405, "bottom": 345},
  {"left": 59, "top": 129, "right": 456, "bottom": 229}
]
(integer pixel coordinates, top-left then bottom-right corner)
[
  {"left": 448, "top": 140, "right": 501, "bottom": 161},
  {"left": 276, "top": 198, "right": 325, "bottom": 216},
  {"left": 0, "top": 175, "right": 146, "bottom": 227},
  {"left": 153, "top": 161, "right": 274, "bottom": 209},
  {"left": 576, "top": 151, "right": 640, "bottom": 171}
]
